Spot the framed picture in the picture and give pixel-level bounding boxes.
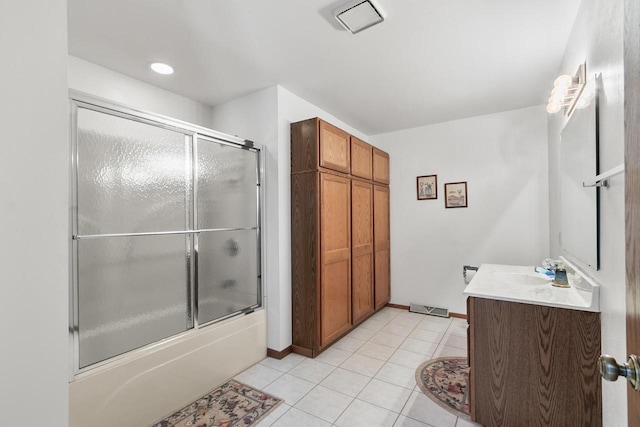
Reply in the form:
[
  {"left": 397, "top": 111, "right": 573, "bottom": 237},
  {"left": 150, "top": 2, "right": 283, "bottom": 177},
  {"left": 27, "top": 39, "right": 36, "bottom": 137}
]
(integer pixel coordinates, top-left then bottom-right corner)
[
  {"left": 444, "top": 181, "right": 468, "bottom": 208},
  {"left": 417, "top": 175, "right": 437, "bottom": 200}
]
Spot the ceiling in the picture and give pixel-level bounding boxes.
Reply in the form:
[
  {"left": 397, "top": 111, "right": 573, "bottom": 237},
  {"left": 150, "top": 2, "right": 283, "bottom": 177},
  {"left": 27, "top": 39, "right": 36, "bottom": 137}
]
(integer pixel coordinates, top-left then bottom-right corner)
[{"left": 67, "top": 0, "right": 582, "bottom": 135}]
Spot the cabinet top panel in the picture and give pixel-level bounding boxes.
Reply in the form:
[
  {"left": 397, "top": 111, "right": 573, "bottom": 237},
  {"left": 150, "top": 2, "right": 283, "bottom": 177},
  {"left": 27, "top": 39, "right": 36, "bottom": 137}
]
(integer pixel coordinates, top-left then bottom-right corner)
[
  {"left": 291, "top": 118, "right": 389, "bottom": 185},
  {"left": 463, "top": 258, "right": 600, "bottom": 312}
]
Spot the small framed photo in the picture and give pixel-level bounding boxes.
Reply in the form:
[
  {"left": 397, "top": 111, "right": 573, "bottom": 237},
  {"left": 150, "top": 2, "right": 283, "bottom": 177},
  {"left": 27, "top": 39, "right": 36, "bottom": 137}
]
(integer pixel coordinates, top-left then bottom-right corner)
[
  {"left": 444, "top": 181, "right": 468, "bottom": 208},
  {"left": 417, "top": 175, "right": 437, "bottom": 200}
]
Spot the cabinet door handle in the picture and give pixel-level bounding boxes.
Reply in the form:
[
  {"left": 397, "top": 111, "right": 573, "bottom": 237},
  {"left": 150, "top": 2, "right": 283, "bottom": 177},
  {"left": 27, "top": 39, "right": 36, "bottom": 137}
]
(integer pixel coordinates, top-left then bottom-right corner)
[{"left": 599, "top": 354, "right": 640, "bottom": 391}]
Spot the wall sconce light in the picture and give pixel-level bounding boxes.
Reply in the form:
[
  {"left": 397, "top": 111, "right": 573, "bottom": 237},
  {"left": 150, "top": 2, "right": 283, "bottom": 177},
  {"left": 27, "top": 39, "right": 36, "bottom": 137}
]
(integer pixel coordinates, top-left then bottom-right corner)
[{"left": 546, "top": 63, "right": 586, "bottom": 115}]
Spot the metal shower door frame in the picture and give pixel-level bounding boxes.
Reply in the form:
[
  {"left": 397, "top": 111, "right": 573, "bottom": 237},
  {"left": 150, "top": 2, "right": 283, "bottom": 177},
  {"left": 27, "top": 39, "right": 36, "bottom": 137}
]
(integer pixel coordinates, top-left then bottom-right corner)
[{"left": 68, "top": 91, "right": 264, "bottom": 379}]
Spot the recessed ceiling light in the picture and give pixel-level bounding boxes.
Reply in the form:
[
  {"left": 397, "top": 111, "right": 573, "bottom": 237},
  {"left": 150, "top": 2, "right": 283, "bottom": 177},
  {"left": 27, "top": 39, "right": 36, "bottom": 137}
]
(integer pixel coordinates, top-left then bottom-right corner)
[
  {"left": 334, "top": 0, "right": 385, "bottom": 34},
  {"left": 150, "top": 62, "right": 174, "bottom": 75}
]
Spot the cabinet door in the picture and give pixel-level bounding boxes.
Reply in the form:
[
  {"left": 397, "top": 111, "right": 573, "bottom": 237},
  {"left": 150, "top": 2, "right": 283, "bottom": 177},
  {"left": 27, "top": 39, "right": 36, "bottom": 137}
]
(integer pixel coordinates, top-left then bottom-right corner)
[
  {"left": 374, "top": 185, "right": 390, "bottom": 309},
  {"left": 469, "top": 297, "right": 602, "bottom": 426},
  {"left": 320, "top": 173, "right": 352, "bottom": 346},
  {"left": 320, "top": 120, "right": 350, "bottom": 173},
  {"left": 351, "top": 180, "right": 374, "bottom": 324},
  {"left": 351, "top": 137, "right": 373, "bottom": 180},
  {"left": 372, "top": 148, "right": 390, "bottom": 184}
]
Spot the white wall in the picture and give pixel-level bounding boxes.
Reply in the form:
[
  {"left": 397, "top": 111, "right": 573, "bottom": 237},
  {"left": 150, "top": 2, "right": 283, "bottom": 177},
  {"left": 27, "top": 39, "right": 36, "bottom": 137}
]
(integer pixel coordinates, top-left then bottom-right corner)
[
  {"left": 547, "top": 0, "right": 627, "bottom": 424},
  {"left": 0, "top": 1, "right": 69, "bottom": 425},
  {"left": 211, "top": 85, "right": 368, "bottom": 351},
  {"left": 370, "top": 106, "right": 550, "bottom": 314},
  {"left": 68, "top": 56, "right": 213, "bottom": 127}
]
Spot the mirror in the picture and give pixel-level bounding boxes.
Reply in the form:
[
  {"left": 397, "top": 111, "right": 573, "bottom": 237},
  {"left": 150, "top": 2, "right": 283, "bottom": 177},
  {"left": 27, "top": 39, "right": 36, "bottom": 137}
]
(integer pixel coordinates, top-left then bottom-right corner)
[{"left": 560, "top": 81, "right": 599, "bottom": 270}]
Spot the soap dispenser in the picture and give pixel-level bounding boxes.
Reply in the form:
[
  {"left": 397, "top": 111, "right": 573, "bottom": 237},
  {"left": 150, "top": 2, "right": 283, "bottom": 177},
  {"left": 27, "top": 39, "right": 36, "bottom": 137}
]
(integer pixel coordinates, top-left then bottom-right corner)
[{"left": 552, "top": 261, "right": 570, "bottom": 288}]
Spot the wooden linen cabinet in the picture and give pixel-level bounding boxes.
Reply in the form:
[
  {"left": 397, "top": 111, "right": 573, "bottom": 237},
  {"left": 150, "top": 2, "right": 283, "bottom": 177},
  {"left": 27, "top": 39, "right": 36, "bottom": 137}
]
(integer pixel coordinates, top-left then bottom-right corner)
[
  {"left": 351, "top": 179, "right": 374, "bottom": 324},
  {"left": 319, "top": 173, "right": 352, "bottom": 347},
  {"left": 291, "top": 118, "right": 390, "bottom": 356},
  {"left": 373, "top": 184, "right": 390, "bottom": 310}
]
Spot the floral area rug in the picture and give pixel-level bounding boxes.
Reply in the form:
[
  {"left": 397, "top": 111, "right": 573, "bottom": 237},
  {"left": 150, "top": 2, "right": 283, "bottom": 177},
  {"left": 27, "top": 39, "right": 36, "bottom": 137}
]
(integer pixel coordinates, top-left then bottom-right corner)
[
  {"left": 151, "top": 380, "right": 282, "bottom": 427},
  {"left": 415, "top": 357, "right": 470, "bottom": 421}
]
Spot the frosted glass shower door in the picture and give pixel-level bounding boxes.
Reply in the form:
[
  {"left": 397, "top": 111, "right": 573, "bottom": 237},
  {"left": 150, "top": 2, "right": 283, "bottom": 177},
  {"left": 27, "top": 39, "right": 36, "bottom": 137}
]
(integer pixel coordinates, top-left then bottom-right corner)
[
  {"left": 196, "top": 137, "right": 260, "bottom": 324},
  {"left": 75, "top": 108, "right": 192, "bottom": 369},
  {"left": 71, "top": 98, "right": 263, "bottom": 372}
]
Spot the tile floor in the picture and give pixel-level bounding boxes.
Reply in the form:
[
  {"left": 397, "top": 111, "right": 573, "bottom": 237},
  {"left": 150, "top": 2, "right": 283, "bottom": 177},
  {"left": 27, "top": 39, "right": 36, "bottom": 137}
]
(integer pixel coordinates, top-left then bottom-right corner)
[{"left": 233, "top": 307, "right": 480, "bottom": 427}]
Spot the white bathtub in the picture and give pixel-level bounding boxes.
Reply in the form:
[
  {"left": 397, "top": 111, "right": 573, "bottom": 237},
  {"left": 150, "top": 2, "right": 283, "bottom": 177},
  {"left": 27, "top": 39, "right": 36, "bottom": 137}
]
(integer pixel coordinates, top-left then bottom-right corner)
[{"left": 69, "top": 309, "right": 267, "bottom": 427}]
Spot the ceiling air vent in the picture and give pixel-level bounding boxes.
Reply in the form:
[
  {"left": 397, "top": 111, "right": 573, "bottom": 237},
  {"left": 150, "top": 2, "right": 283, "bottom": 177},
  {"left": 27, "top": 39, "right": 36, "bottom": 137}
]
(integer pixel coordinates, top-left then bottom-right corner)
[{"left": 334, "top": 0, "right": 385, "bottom": 34}]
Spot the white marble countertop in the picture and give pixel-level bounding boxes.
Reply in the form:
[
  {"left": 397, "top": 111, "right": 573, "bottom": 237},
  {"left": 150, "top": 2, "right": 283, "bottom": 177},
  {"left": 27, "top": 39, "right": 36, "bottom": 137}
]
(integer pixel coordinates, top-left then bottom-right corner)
[{"left": 463, "top": 258, "right": 600, "bottom": 312}]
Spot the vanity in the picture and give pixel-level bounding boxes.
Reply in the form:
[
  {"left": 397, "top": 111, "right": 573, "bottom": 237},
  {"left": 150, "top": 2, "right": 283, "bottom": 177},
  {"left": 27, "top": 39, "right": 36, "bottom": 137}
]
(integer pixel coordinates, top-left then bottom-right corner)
[{"left": 464, "top": 258, "right": 601, "bottom": 427}]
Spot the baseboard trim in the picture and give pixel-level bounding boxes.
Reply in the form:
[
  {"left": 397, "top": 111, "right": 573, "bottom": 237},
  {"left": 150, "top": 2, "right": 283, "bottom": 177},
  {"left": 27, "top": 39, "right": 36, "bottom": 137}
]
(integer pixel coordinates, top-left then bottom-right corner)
[
  {"left": 291, "top": 345, "right": 313, "bottom": 358},
  {"left": 386, "top": 303, "right": 467, "bottom": 320},
  {"left": 266, "top": 346, "right": 292, "bottom": 360},
  {"left": 386, "top": 303, "right": 410, "bottom": 310},
  {"left": 449, "top": 312, "right": 467, "bottom": 320}
]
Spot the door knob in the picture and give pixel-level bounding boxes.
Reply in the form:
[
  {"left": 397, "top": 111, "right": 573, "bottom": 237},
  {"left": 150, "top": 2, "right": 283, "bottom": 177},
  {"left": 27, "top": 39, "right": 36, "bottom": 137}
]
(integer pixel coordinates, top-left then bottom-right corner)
[{"left": 599, "top": 354, "right": 640, "bottom": 391}]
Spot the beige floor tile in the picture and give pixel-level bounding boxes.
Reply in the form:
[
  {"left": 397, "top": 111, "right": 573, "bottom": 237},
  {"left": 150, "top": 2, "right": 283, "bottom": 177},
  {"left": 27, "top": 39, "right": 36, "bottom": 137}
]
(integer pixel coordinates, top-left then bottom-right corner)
[
  {"left": 357, "top": 378, "right": 413, "bottom": 412},
  {"left": 394, "top": 415, "right": 432, "bottom": 427},
  {"left": 374, "top": 362, "right": 418, "bottom": 389},
  {"left": 399, "top": 338, "right": 438, "bottom": 356},
  {"left": 320, "top": 367, "right": 371, "bottom": 397},
  {"left": 234, "top": 363, "right": 283, "bottom": 390},
  {"left": 446, "top": 323, "right": 468, "bottom": 338},
  {"left": 264, "top": 374, "right": 316, "bottom": 405},
  {"left": 340, "top": 353, "right": 385, "bottom": 377},
  {"left": 356, "top": 341, "right": 397, "bottom": 361},
  {"left": 415, "top": 318, "right": 451, "bottom": 333},
  {"left": 439, "top": 334, "right": 467, "bottom": 350},
  {"left": 381, "top": 323, "right": 415, "bottom": 337},
  {"left": 314, "top": 347, "right": 352, "bottom": 367},
  {"left": 260, "top": 353, "right": 308, "bottom": 373},
  {"left": 456, "top": 417, "right": 482, "bottom": 426},
  {"left": 294, "top": 385, "right": 353, "bottom": 423},
  {"left": 288, "top": 359, "right": 336, "bottom": 384},
  {"left": 391, "top": 313, "right": 424, "bottom": 328},
  {"left": 433, "top": 345, "right": 468, "bottom": 358},
  {"left": 359, "top": 317, "right": 389, "bottom": 331},
  {"left": 349, "top": 326, "right": 378, "bottom": 340},
  {"left": 409, "top": 328, "right": 444, "bottom": 344},
  {"left": 335, "top": 399, "right": 399, "bottom": 427},
  {"left": 370, "top": 331, "right": 406, "bottom": 348},
  {"left": 401, "top": 390, "right": 457, "bottom": 427},
  {"left": 388, "top": 349, "right": 431, "bottom": 370},
  {"left": 333, "top": 336, "right": 367, "bottom": 352},
  {"left": 271, "top": 407, "right": 331, "bottom": 427}
]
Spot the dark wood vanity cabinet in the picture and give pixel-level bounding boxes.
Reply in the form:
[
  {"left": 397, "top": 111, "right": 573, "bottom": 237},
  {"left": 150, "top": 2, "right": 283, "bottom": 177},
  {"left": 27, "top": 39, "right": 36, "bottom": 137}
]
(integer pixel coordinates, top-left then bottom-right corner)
[{"left": 467, "top": 297, "right": 602, "bottom": 427}]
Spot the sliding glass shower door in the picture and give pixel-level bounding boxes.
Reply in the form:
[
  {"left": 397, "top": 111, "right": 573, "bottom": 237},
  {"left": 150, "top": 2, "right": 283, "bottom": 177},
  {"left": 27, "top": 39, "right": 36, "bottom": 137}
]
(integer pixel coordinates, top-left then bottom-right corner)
[
  {"left": 196, "top": 137, "right": 260, "bottom": 324},
  {"left": 72, "top": 100, "right": 261, "bottom": 372}
]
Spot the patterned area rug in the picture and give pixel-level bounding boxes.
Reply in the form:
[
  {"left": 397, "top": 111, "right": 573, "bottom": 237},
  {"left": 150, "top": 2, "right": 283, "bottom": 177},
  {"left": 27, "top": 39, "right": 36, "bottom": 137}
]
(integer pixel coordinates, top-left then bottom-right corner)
[
  {"left": 415, "top": 357, "right": 470, "bottom": 421},
  {"left": 151, "top": 380, "right": 282, "bottom": 427}
]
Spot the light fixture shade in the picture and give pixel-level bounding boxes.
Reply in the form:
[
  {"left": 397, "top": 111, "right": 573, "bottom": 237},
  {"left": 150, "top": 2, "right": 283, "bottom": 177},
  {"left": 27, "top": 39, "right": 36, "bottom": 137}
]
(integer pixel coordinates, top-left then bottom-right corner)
[
  {"left": 150, "top": 62, "right": 174, "bottom": 75},
  {"left": 547, "top": 102, "right": 562, "bottom": 114},
  {"left": 553, "top": 74, "right": 573, "bottom": 89},
  {"left": 546, "top": 63, "right": 587, "bottom": 115},
  {"left": 334, "top": 0, "right": 385, "bottom": 34},
  {"left": 551, "top": 86, "right": 568, "bottom": 100}
]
